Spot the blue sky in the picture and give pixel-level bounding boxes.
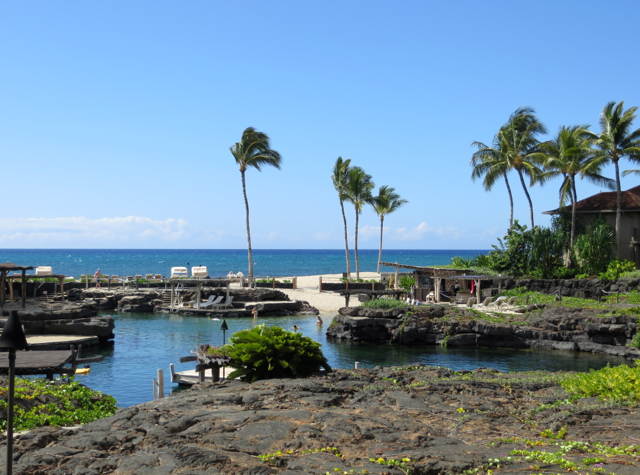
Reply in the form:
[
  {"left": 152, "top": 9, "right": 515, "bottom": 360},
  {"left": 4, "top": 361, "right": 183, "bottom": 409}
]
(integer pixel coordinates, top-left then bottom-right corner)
[{"left": 2, "top": 1, "right": 639, "bottom": 249}]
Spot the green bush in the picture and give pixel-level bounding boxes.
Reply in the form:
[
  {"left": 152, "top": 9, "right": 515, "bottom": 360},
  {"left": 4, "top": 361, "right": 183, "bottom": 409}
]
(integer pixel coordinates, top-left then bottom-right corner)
[
  {"left": 561, "top": 363, "right": 640, "bottom": 404},
  {"left": 0, "top": 377, "right": 117, "bottom": 432},
  {"left": 575, "top": 220, "right": 616, "bottom": 276},
  {"left": 362, "top": 298, "right": 410, "bottom": 309},
  {"left": 223, "top": 325, "right": 331, "bottom": 382},
  {"left": 622, "top": 269, "right": 640, "bottom": 279},
  {"left": 600, "top": 259, "right": 636, "bottom": 280},
  {"left": 398, "top": 275, "right": 415, "bottom": 291}
]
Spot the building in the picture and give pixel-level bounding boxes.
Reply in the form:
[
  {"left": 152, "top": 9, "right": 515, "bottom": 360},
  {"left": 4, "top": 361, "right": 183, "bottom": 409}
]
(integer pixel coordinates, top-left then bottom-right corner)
[{"left": 543, "top": 185, "right": 640, "bottom": 265}]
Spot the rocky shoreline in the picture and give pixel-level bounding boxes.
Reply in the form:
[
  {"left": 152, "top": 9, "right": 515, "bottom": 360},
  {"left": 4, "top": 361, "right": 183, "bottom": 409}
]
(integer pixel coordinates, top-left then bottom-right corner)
[
  {"left": 327, "top": 304, "right": 640, "bottom": 359},
  {"left": 3, "top": 365, "right": 639, "bottom": 474}
]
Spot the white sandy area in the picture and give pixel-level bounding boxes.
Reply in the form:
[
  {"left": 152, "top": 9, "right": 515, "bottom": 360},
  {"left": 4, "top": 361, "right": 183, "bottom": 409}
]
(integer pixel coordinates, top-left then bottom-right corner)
[{"left": 277, "top": 272, "right": 381, "bottom": 313}]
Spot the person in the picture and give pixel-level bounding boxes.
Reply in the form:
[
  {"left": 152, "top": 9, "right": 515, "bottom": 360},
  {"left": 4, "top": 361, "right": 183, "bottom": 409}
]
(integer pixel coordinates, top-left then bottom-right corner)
[
  {"left": 454, "top": 281, "right": 460, "bottom": 295},
  {"left": 94, "top": 269, "right": 101, "bottom": 288},
  {"left": 227, "top": 271, "right": 236, "bottom": 279},
  {"left": 316, "top": 316, "right": 323, "bottom": 326},
  {"left": 292, "top": 324, "right": 300, "bottom": 331},
  {"left": 252, "top": 306, "right": 259, "bottom": 318}
]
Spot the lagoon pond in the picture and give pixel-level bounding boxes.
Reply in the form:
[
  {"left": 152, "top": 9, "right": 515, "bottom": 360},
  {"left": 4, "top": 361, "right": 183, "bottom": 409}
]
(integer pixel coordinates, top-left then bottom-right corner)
[{"left": 77, "top": 312, "right": 629, "bottom": 407}]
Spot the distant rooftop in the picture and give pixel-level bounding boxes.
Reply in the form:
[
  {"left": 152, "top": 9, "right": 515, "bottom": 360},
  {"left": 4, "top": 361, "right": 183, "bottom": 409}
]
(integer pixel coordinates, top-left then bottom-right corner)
[{"left": 543, "top": 185, "right": 640, "bottom": 215}]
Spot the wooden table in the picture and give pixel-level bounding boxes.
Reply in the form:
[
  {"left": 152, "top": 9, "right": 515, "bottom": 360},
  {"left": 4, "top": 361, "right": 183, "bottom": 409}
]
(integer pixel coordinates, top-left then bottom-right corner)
[{"left": 0, "top": 350, "right": 77, "bottom": 379}]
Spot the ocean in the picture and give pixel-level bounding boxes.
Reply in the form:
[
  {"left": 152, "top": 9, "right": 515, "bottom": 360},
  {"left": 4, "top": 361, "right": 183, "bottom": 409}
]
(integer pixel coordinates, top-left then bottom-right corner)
[{"left": 0, "top": 249, "right": 490, "bottom": 278}]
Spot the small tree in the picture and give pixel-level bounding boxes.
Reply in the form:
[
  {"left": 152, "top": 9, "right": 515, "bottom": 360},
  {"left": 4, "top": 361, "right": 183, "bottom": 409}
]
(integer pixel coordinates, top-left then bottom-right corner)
[
  {"left": 224, "top": 325, "right": 331, "bottom": 382},
  {"left": 575, "top": 220, "right": 616, "bottom": 276}
]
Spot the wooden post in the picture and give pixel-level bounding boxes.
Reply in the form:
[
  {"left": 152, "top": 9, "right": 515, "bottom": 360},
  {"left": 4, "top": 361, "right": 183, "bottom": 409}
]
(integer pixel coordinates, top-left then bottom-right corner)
[
  {"left": 8, "top": 276, "right": 14, "bottom": 303},
  {"left": 293, "top": 277, "right": 297, "bottom": 290},
  {"left": 394, "top": 263, "right": 399, "bottom": 290},
  {"left": 272, "top": 278, "right": 275, "bottom": 289},
  {"left": 346, "top": 279, "right": 349, "bottom": 290},
  {"left": 477, "top": 280, "right": 482, "bottom": 305},
  {"left": 212, "top": 364, "right": 220, "bottom": 382},
  {"left": 157, "top": 369, "right": 164, "bottom": 398},
  {"left": 86, "top": 273, "right": 89, "bottom": 290},
  {"left": 0, "top": 270, "right": 6, "bottom": 307},
  {"left": 196, "top": 282, "right": 201, "bottom": 309},
  {"left": 21, "top": 270, "right": 27, "bottom": 308},
  {"left": 60, "top": 277, "right": 65, "bottom": 302},
  {"left": 435, "top": 276, "right": 440, "bottom": 303},
  {"left": 170, "top": 281, "right": 176, "bottom": 310},
  {"left": 319, "top": 276, "right": 322, "bottom": 292}
]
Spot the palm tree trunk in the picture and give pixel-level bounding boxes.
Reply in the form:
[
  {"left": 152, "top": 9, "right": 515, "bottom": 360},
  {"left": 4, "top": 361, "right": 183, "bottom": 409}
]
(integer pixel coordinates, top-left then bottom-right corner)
[
  {"left": 340, "top": 199, "right": 351, "bottom": 278},
  {"left": 504, "top": 173, "right": 514, "bottom": 228},
  {"left": 517, "top": 169, "right": 535, "bottom": 228},
  {"left": 614, "top": 158, "right": 621, "bottom": 256},
  {"left": 241, "top": 170, "right": 253, "bottom": 282},
  {"left": 377, "top": 215, "right": 384, "bottom": 274},
  {"left": 354, "top": 204, "right": 360, "bottom": 280},
  {"left": 570, "top": 177, "right": 577, "bottom": 248}
]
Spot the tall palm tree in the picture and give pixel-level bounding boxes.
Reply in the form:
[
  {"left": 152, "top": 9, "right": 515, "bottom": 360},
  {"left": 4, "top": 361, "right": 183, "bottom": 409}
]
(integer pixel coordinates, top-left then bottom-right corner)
[
  {"left": 372, "top": 186, "right": 407, "bottom": 273},
  {"left": 539, "top": 125, "right": 613, "bottom": 248},
  {"left": 331, "top": 157, "right": 352, "bottom": 278},
  {"left": 471, "top": 138, "right": 515, "bottom": 227},
  {"left": 591, "top": 101, "right": 640, "bottom": 243},
  {"left": 229, "top": 127, "right": 281, "bottom": 283},
  {"left": 499, "top": 107, "right": 547, "bottom": 228},
  {"left": 344, "top": 167, "right": 374, "bottom": 280}
]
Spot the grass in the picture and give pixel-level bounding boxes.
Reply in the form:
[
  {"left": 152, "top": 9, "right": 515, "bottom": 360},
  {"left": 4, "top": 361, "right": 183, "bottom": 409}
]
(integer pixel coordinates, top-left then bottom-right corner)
[
  {"left": 361, "top": 298, "right": 410, "bottom": 309},
  {"left": 561, "top": 362, "right": 640, "bottom": 404}
]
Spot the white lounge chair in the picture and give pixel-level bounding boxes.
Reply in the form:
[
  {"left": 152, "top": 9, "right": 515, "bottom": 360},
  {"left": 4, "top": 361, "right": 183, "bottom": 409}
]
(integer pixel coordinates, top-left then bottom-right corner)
[
  {"left": 473, "top": 297, "right": 493, "bottom": 310},
  {"left": 214, "top": 296, "right": 234, "bottom": 310},
  {"left": 201, "top": 295, "right": 225, "bottom": 309},
  {"left": 492, "top": 296, "right": 508, "bottom": 310},
  {"left": 35, "top": 266, "right": 53, "bottom": 276},
  {"left": 191, "top": 266, "right": 208, "bottom": 279},
  {"left": 110, "top": 275, "right": 120, "bottom": 283},
  {"left": 171, "top": 267, "right": 189, "bottom": 278}
]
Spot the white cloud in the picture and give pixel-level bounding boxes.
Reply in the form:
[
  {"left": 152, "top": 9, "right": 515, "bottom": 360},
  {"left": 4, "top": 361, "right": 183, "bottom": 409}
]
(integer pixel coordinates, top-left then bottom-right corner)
[
  {"left": 0, "top": 216, "right": 190, "bottom": 244},
  {"left": 393, "top": 222, "right": 463, "bottom": 241}
]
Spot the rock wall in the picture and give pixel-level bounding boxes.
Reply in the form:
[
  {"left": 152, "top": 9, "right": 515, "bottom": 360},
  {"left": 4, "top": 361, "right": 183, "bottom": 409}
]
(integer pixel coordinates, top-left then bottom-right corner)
[
  {"left": 486, "top": 277, "right": 640, "bottom": 298},
  {"left": 327, "top": 305, "right": 640, "bottom": 359}
]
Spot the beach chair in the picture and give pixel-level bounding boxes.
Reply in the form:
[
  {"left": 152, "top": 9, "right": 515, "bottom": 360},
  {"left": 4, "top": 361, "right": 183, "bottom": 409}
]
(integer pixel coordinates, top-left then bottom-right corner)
[
  {"left": 506, "top": 296, "right": 519, "bottom": 308},
  {"left": 135, "top": 275, "right": 142, "bottom": 280},
  {"left": 466, "top": 297, "right": 475, "bottom": 308},
  {"left": 214, "top": 296, "right": 234, "bottom": 310},
  {"left": 171, "top": 267, "right": 188, "bottom": 278},
  {"left": 110, "top": 275, "right": 119, "bottom": 283},
  {"left": 492, "top": 296, "right": 507, "bottom": 310},
  {"left": 154, "top": 274, "right": 162, "bottom": 281},
  {"left": 35, "top": 266, "right": 53, "bottom": 276},
  {"left": 473, "top": 297, "right": 493, "bottom": 310},
  {"left": 201, "top": 295, "right": 224, "bottom": 309},
  {"left": 191, "top": 266, "right": 208, "bottom": 279},
  {"left": 145, "top": 274, "right": 153, "bottom": 281}
]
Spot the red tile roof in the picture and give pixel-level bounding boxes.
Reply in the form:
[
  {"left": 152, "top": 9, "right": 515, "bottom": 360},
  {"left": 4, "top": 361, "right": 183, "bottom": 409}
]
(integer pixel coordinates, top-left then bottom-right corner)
[{"left": 544, "top": 185, "right": 640, "bottom": 214}]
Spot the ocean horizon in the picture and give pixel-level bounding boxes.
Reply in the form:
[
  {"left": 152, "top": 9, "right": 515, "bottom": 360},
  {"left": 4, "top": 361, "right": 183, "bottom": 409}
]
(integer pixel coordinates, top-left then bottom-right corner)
[{"left": 0, "top": 249, "right": 490, "bottom": 278}]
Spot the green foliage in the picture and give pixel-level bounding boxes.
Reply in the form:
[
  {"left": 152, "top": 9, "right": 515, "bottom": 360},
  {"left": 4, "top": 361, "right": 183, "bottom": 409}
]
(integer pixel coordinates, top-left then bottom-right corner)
[
  {"left": 575, "top": 220, "right": 616, "bottom": 276},
  {"left": 0, "top": 377, "right": 117, "bottom": 432},
  {"left": 561, "top": 363, "right": 640, "bottom": 404},
  {"left": 530, "top": 227, "right": 565, "bottom": 278},
  {"left": 361, "top": 298, "right": 409, "bottom": 309},
  {"left": 599, "top": 259, "right": 636, "bottom": 280},
  {"left": 224, "top": 325, "right": 331, "bottom": 382},
  {"left": 487, "top": 221, "right": 534, "bottom": 276},
  {"left": 398, "top": 275, "right": 415, "bottom": 291},
  {"left": 622, "top": 269, "right": 640, "bottom": 278},
  {"left": 340, "top": 278, "right": 378, "bottom": 283},
  {"left": 550, "top": 206, "right": 585, "bottom": 251},
  {"left": 450, "top": 254, "right": 492, "bottom": 269}
]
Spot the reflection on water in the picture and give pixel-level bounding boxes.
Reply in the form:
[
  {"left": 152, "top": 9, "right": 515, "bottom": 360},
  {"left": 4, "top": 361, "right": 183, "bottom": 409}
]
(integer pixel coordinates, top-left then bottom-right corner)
[{"left": 75, "top": 312, "right": 629, "bottom": 408}]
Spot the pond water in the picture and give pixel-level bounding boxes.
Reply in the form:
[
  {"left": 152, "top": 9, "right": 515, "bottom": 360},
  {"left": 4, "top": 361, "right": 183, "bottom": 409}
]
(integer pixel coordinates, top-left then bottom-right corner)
[{"left": 75, "top": 312, "right": 630, "bottom": 407}]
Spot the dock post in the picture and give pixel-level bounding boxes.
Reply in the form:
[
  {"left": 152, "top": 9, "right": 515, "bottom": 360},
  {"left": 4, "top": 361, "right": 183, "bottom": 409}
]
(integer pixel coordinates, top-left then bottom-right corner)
[
  {"left": 272, "top": 278, "right": 275, "bottom": 289},
  {"left": 293, "top": 277, "right": 297, "bottom": 290},
  {"left": 319, "top": 276, "right": 322, "bottom": 292},
  {"left": 169, "top": 363, "right": 176, "bottom": 384},
  {"left": 158, "top": 369, "right": 164, "bottom": 398}
]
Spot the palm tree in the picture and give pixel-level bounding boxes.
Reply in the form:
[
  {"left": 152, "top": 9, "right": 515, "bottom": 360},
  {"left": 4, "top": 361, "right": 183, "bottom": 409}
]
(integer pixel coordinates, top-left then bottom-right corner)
[
  {"left": 471, "top": 138, "right": 515, "bottom": 227},
  {"left": 592, "top": 101, "right": 640, "bottom": 243},
  {"left": 372, "top": 186, "right": 407, "bottom": 273},
  {"left": 331, "top": 157, "right": 352, "bottom": 278},
  {"left": 539, "top": 125, "right": 613, "bottom": 248},
  {"left": 344, "top": 167, "right": 374, "bottom": 280},
  {"left": 499, "top": 107, "right": 547, "bottom": 228},
  {"left": 229, "top": 127, "right": 281, "bottom": 283}
]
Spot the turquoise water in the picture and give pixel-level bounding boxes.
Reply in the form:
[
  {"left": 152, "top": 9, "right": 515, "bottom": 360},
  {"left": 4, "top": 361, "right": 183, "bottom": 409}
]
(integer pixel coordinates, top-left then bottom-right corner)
[
  {"left": 75, "top": 311, "right": 629, "bottom": 408},
  {"left": 0, "top": 249, "right": 489, "bottom": 278}
]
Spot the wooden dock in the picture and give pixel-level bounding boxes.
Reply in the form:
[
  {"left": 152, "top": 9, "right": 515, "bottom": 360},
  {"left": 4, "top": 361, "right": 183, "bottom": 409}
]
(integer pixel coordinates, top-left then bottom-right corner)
[{"left": 26, "top": 335, "right": 101, "bottom": 350}]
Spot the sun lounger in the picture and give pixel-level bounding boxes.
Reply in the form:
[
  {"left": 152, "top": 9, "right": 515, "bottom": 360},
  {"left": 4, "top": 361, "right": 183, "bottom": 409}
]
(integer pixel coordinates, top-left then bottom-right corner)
[
  {"left": 145, "top": 274, "right": 153, "bottom": 280},
  {"left": 466, "top": 297, "right": 475, "bottom": 308},
  {"left": 506, "top": 296, "right": 519, "bottom": 308},
  {"left": 191, "top": 266, "right": 208, "bottom": 279},
  {"left": 171, "top": 267, "right": 188, "bottom": 278},
  {"left": 492, "top": 296, "right": 507, "bottom": 310},
  {"left": 200, "top": 295, "right": 224, "bottom": 309},
  {"left": 473, "top": 297, "right": 493, "bottom": 310},
  {"left": 35, "top": 266, "right": 53, "bottom": 276},
  {"left": 110, "top": 275, "right": 119, "bottom": 283},
  {"left": 213, "top": 296, "right": 234, "bottom": 310}
]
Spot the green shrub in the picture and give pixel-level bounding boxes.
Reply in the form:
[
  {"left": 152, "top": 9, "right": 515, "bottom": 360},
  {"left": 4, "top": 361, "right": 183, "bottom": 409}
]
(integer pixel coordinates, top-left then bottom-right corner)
[
  {"left": 398, "top": 275, "right": 415, "bottom": 291},
  {"left": 561, "top": 363, "right": 640, "bottom": 404},
  {"left": 622, "top": 270, "right": 640, "bottom": 279},
  {"left": 600, "top": 259, "right": 636, "bottom": 280},
  {"left": 450, "top": 256, "right": 474, "bottom": 268},
  {"left": 575, "top": 220, "right": 616, "bottom": 276},
  {"left": 0, "top": 377, "right": 117, "bottom": 432},
  {"left": 223, "top": 325, "right": 331, "bottom": 382},
  {"left": 362, "top": 299, "right": 409, "bottom": 309}
]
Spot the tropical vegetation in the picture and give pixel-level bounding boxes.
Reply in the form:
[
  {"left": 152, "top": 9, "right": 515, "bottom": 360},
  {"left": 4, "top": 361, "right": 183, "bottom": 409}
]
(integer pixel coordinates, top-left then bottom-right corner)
[
  {"left": 372, "top": 185, "right": 407, "bottom": 273},
  {"left": 222, "top": 325, "right": 331, "bottom": 382},
  {"left": 230, "top": 127, "right": 281, "bottom": 284}
]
